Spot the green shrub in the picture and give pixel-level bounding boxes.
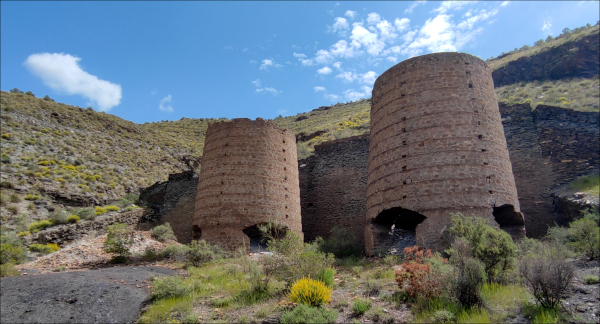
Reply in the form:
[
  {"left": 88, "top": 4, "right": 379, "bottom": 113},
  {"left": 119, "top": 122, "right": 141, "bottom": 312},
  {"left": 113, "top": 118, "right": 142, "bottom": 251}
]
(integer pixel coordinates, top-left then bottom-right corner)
[
  {"left": 351, "top": 298, "right": 371, "bottom": 316},
  {"left": 1, "top": 153, "right": 11, "bottom": 164},
  {"left": 0, "top": 262, "right": 20, "bottom": 277},
  {"left": 49, "top": 210, "right": 69, "bottom": 224},
  {"left": 289, "top": 277, "right": 332, "bottom": 307},
  {"left": 264, "top": 231, "right": 335, "bottom": 287},
  {"left": 317, "top": 227, "right": 362, "bottom": 257},
  {"left": 583, "top": 275, "right": 599, "bottom": 284},
  {"left": 0, "top": 243, "right": 26, "bottom": 264},
  {"left": 279, "top": 304, "right": 338, "bottom": 324},
  {"left": 29, "top": 243, "right": 60, "bottom": 254},
  {"left": 24, "top": 194, "right": 41, "bottom": 201},
  {"left": 447, "top": 238, "right": 487, "bottom": 307},
  {"left": 75, "top": 207, "right": 96, "bottom": 220},
  {"left": 103, "top": 223, "right": 133, "bottom": 259},
  {"left": 160, "top": 244, "right": 190, "bottom": 258},
  {"left": 17, "top": 231, "right": 30, "bottom": 237},
  {"left": 364, "top": 278, "right": 383, "bottom": 297},
  {"left": 317, "top": 267, "right": 336, "bottom": 288},
  {"left": 28, "top": 220, "right": 54, "bottom": 233},
  {"left": 67, "top": 215, "right": 81, "bottom": 223},
  {"left": 185, "top": 240, "right": 227, "bottom": 267},
  {"left": 116, "top": 193, "right": 139, "bottom": 208},
  {"left": 430, "top": 309, "right": 456, "bottom": 323},
  {"left": 449, "top": 213, "right": 517, "bottom": 282},
  {"left": 104, "top": 205, "right": 120, "bottom": 212},
  {"left": 568, "top": 218, "right": 600, "bottom": 260},
  {"left": 9, "top": 193, "right": 21, "bottom": 203},
  {"left": 149, "top": 222, "right": 176, "bottom": 242},
  {"left": 151, "top": 275, "right": 191, "bottom": 300}
]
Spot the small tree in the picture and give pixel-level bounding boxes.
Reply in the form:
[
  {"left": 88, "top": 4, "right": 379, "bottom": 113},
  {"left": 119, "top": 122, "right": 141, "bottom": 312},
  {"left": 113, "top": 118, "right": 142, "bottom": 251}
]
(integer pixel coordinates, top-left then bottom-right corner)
[
  {"left": 568, "top": 217, "right": 600, "bottom": 260},
  {"left": 149, "top": 222, "right": 176, "bottom": 242},
  {"left": 449, "top": 213, "right": 517, "bottom": 282},
  {"left": 103, "top": 223, "right": 133, "bottom": 262}
]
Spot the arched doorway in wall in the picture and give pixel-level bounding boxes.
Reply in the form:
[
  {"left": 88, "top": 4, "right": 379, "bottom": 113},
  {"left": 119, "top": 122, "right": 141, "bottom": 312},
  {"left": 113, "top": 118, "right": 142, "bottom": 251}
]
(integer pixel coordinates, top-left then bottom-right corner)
[
  {"left": 242, "top": 222, "right": 288, "bottom": 252},
  {"left": 370, "top": 207, "right": 427, "bottom": 255},
  {"left": 492, "top": 204, "right": 526, "bottom": 239},
  {"left": 192, "top": 225, "right": 202, "bottom": 240}
]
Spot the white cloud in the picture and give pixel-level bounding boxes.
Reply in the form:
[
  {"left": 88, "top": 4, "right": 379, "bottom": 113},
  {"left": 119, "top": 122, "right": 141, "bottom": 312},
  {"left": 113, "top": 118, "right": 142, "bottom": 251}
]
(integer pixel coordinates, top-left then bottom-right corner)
[
  {"left": 501, "top": 1, "right": 510, "bottom": 7},
  {"left": 404, "top": 0, "right": 426, "bottom": 14},
  {"left": 314, "top": 86, "right": 326, "bottom": 92},
  {"left": 260, "top": 59, "right": 273, "bottom": 70},
  {"left": 387, "top": 56, "right": 398, "bottom": 62},
  {"left": 256, "top": 87, "right": 280, "bottom": 95},
  {"left": 293, "top": 52, "right": 307, "bottom": 58},
  {"left": 333, "top": 62, "right": 342, "bottom": 70},
  {"left": 345, "top": 10, "right": 357, "bottom": 19},
  {"left": 251, "top": 79, "right": 261, "bottom": 87},
  {"left": 325, "top": 93, "right": 339, "bottom": 101},
  {"left": 361, "top": 71, "right": 377, "bottom": 85},
  {"left": 301, "top": 59, "right": 315, "bottom": 66},
  {"left": 394, "top": 18, "right": 410, "bottom": 32},
  {"left": 332, "top": 17, "right": 349, "bottom": 32},
  {"left": 433, "top": 1, "right": 475, "bottom": 14},
  {"left": 159, "top": 95, "right": 173, "bottom": 112},
  {"left": 249, "top": 60, "right": 257, "bottom": 64},
  {"left": 400, "top": 3, "right": 498, "bottom": 58},
  {"left": 315, "top": 49, "right": 333, "bottom": 64},
  {"left": 350, "top": 23, "right": 386, "bottom": 56},
  {"left": 276, "top": 109, "right": 287, "bottom": 115},
  {"left": 336, "top": 71, "right": 358, "bottom": 83},
  {"left": 23, "top": 53, "right": 122, "bottom": 111},
  {"left": 329, "top": 40, "right": 356, "bottom": 58},
  {"left": 367, "top": 13, "right": 382, "bottom": 25},
  {"left": 344, "top": 86, "right": 372, "bottom": 101},
  {"left": 317, "top": 66, "right": 333, "bottom": 75},
  {"left": 542, "top": 18, "right": 552, "bottom": 35}
]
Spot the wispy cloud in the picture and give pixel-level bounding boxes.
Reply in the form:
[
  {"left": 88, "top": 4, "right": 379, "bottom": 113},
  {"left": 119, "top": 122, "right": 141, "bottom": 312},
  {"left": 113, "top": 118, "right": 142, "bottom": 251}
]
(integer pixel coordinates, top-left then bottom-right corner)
[
  {"left": 501, "top": 1, "right": 510, "bottom": 7},
  {"left": 314, "top": 86, "right": 326, "bottom": 92},
  {"left": 344, "top": 86, "right": 372, "bottom": 101},
  {"left": 405, "top": 0, "right": 426, "bottom": 14},
  {"left": 345, "top": 10, "right": 356, "bottom": 19},
  {"left": 542, "top": 18, "right": 552, "bottom": 35},
  {"left": 159, "top": 95, "right": 173, "bottom": 112},
  {"left": 251, "top": 79, "right": 261, "bottom": 87},
  {"left": 259, "top": 59, "right": 283, "bottom": 70},
  {"left": 256, "top": 87, "right": 280, "bottom": 95},
  {"left": 23, "top": 53, "right": 122, "bottom": 111},
  {"left": 224, "top": 46, "right": 233, "bottom": 50},
  {"left": 325, "top": 93, "right": 339, "bottom": 101}
]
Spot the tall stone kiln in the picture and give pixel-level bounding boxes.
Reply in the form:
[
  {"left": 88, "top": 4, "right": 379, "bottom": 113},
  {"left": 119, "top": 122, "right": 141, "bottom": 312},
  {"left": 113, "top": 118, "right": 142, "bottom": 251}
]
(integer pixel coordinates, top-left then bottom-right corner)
[
  {"left": 366, "top": 52, "right": 525, "bottom": 253},
  {"left": 193, "top": 118, "right": 302, "bottom": 251}
]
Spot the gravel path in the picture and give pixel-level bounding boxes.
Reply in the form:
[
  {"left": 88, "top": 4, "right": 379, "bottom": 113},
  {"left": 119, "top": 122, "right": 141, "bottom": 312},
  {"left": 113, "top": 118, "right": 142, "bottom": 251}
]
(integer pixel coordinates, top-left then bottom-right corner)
[{"left": 0, "top": 266, "right": 178, "bottom": 324}]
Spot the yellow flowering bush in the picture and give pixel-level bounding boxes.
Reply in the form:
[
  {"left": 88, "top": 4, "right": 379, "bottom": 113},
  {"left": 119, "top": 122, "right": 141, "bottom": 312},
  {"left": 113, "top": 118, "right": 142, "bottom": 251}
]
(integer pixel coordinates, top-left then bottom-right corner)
[{"left": 289, "top": 277, "right": 331, "bottom": 307}]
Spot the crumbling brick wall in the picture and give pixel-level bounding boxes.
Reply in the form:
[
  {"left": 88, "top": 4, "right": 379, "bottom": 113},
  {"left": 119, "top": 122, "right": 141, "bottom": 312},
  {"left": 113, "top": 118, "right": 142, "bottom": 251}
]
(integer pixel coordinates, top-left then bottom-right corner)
[
  {"left": 366, "top": 52, "right": 525, "bottom": 253},
  {"left": 193, "top": 118, "right": 302, "bottom": 251},
  {"left": 299, "top": 135, "right": 369, "bottom": 250}
]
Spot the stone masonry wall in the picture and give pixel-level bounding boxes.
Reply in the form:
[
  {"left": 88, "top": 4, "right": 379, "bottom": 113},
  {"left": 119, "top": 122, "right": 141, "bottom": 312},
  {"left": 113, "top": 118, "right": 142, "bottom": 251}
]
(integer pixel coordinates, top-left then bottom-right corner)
[
  {"left": 138, "top": 171, "right": 198, "bottom": 244},
  {"left": 367, "top": 52, "right": 524, "bottom": 253},
  {"left": 500, "top": 103, "right": 599, "bottom": 237},
  {"left": 299, "top": 135, "right": 369, "bottom": 250},
  {"left": 193, "top": 118, "right": 302, "bottom": 251}
]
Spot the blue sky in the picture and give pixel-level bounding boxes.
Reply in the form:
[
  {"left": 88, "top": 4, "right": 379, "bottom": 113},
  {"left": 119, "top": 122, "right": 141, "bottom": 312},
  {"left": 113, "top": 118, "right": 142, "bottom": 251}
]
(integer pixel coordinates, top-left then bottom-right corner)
[{"left": 1, "top": 1, "right": 598, "bottom": 124}]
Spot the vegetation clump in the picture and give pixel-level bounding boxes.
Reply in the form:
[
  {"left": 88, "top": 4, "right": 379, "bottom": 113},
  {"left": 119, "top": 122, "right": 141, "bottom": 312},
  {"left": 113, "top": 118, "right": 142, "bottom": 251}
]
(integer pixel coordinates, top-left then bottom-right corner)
[
  {"left": 279, "top": 304, "right": 338, "bottom": 324},
  {"left": 103, "top": 223, "right": 133, "bottom": 262},
  {"left": 149, "top": 222, "right": 176, "bottom": 242},
  {"left": 29, "top": 243, "right": 60, "bottom": 255},
  {"left": 288, "top": 277, "right": 332, "bottom": 307}
]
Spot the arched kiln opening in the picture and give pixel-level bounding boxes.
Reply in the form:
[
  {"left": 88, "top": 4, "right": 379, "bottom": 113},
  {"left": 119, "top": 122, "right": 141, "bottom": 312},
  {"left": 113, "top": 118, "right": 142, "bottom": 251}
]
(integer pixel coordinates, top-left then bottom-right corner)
[
  {"left": 492, "top": 204, "right": 525, "bottom": 239},
  {"left": 243, "top": 222, "right": 288, "bottom": 252},
  {"left": 371, "top": 207, "right": 427, "bottom": 255},
  {"left": 192, "top": 225, "right": 202, "bottom": 241}
]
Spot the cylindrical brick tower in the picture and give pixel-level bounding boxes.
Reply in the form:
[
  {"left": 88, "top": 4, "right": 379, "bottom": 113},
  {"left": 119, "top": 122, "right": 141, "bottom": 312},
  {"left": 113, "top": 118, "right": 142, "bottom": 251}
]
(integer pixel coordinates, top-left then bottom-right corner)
[
  {"left": 366, "top": 52, "right": 525, "bottom": 254},
  {"left": 193, "top": 118, "right": 302, "bottom": 251}
]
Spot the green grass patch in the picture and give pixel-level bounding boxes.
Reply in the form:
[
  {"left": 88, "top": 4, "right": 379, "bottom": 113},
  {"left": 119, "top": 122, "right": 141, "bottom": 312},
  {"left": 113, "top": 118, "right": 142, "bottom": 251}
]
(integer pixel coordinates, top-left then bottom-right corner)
[{"left": 569, "top": 174, "right": 600, "bottom": 195}]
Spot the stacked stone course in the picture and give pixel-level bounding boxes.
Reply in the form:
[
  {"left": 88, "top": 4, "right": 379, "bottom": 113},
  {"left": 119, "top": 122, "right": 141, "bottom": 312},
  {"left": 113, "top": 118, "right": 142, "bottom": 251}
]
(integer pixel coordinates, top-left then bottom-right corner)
[
  {"left": 366, "top": 52, "right": 525, "bottom": 253},
  {"left": 192, "top": 118, "right": 302, "bottom": 251}
]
